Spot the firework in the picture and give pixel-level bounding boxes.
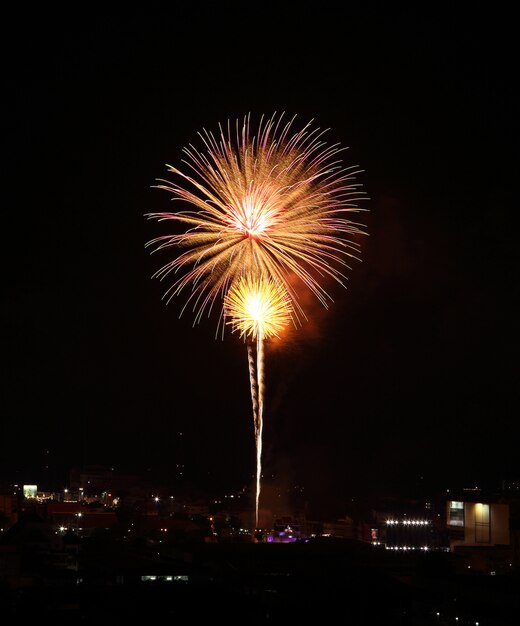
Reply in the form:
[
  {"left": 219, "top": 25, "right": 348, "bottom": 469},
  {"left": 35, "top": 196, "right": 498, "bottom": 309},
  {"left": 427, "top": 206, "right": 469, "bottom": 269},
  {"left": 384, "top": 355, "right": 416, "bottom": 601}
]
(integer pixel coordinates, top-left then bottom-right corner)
[
  {"left": 145, "top": 112, "right": 368, "bottom": 333},
  {"left": 224, "top": 274, "right": 294, "bottom": 340},
  {"left": 224, "top": 275, "right": 293, "bottom": 527},
  {"left": 145, "top": 112, "right": 368, "bottom": 534}
]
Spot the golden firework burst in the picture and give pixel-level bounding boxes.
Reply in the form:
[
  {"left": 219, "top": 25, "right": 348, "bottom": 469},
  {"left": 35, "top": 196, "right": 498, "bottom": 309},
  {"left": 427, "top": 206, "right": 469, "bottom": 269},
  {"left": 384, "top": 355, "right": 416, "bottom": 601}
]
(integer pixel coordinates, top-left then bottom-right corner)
[{"left": 145, "top": 112, "right": 368, "bottom": 331}]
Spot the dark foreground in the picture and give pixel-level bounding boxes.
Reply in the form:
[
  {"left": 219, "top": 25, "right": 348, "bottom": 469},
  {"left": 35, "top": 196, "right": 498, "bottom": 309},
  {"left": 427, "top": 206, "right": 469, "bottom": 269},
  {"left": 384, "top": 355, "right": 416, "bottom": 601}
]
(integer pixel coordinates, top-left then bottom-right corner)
[{"left": 1, "top": 538, "right": 518, "bottom": 625}]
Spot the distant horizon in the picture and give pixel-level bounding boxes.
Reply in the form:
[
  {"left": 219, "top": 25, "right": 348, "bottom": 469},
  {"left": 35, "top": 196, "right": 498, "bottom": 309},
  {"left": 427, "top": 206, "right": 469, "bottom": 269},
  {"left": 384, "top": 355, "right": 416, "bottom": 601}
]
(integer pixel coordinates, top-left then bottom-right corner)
[{"left": 2, "top": 457, "right": 517, "bottom": 501}]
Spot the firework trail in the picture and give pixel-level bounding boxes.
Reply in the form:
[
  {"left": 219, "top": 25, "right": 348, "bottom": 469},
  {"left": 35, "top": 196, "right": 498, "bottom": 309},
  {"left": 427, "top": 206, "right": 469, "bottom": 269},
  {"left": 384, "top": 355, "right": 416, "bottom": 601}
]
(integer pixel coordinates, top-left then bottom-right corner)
[
  {"left": 224, "top": 274, "right": 293, "bottom": 529},
  {"left": 256, "top": 332, "right": 264, "bottom": 532},
  {"left": 145, "top": 112, "right": 368, "bottom": 532},
  {"left": 246, "top": 338, "right": 261, "bottom": 525}
]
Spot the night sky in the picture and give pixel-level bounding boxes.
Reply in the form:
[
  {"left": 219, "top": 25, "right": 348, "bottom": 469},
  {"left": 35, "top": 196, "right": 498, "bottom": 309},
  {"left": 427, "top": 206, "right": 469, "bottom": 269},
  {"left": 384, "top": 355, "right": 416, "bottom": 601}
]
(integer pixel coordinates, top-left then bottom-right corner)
[{"left": 3, "top": 5, "right": 518, "bottom": 513}]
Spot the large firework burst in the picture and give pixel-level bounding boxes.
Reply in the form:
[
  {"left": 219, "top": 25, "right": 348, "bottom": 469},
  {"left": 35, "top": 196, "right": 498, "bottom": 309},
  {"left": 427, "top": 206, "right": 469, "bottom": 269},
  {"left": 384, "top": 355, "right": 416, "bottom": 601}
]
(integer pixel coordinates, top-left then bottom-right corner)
[{"left": 145, "top": 112, "right": 368, "bottom": 333}]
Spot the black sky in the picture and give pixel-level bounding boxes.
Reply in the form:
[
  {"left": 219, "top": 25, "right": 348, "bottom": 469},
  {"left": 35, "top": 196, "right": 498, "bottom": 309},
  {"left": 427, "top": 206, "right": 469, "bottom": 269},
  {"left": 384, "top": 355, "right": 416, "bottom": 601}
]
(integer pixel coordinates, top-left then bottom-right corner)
[{"left": 2, "top": 5, "right": 518, "bottom": 514}]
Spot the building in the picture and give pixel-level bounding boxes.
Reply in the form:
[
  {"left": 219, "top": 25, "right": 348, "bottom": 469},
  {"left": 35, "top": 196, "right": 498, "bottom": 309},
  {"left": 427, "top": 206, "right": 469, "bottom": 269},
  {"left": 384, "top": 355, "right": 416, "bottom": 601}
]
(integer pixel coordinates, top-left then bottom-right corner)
[{"left": 446, "top": 491, "right": 516, "bottom": 574}]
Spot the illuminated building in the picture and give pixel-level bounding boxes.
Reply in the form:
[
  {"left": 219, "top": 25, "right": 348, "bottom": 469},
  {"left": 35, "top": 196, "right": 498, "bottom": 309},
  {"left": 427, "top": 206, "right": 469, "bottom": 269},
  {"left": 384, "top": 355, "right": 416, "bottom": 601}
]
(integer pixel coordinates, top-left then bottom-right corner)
[
  {"left": 382, "top": 518, "right": 437, "bottom": 551},
  {"left": 446, "top": 488, "right": 519, "bottom": 574},
  {"left": 357, "top": 495, "right": 447, "bottom": 551},
  {"left": 447, "top": 500, "right": 509, "bottom": 548}
]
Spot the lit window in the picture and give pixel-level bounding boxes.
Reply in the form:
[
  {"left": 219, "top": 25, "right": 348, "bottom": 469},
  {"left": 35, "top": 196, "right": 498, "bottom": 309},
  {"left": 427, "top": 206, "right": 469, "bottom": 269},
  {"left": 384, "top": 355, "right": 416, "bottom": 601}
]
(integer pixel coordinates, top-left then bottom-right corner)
[
  {"left": 475, "top": 503, "right": 490, "bottom": 543},
  {"left": 448, "top": 501, "right": 464, "bottom": 527}
]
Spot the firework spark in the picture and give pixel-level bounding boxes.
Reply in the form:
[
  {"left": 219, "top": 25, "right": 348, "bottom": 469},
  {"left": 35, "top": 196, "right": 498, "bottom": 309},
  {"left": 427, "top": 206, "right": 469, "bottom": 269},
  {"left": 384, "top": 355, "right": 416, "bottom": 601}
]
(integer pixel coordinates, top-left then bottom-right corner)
[
  {"left": 224, "top": 275, "right": 293, "bottom": 528},
  {"left": 145, "top": 112, "right": 368, "bottom": 333}
]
